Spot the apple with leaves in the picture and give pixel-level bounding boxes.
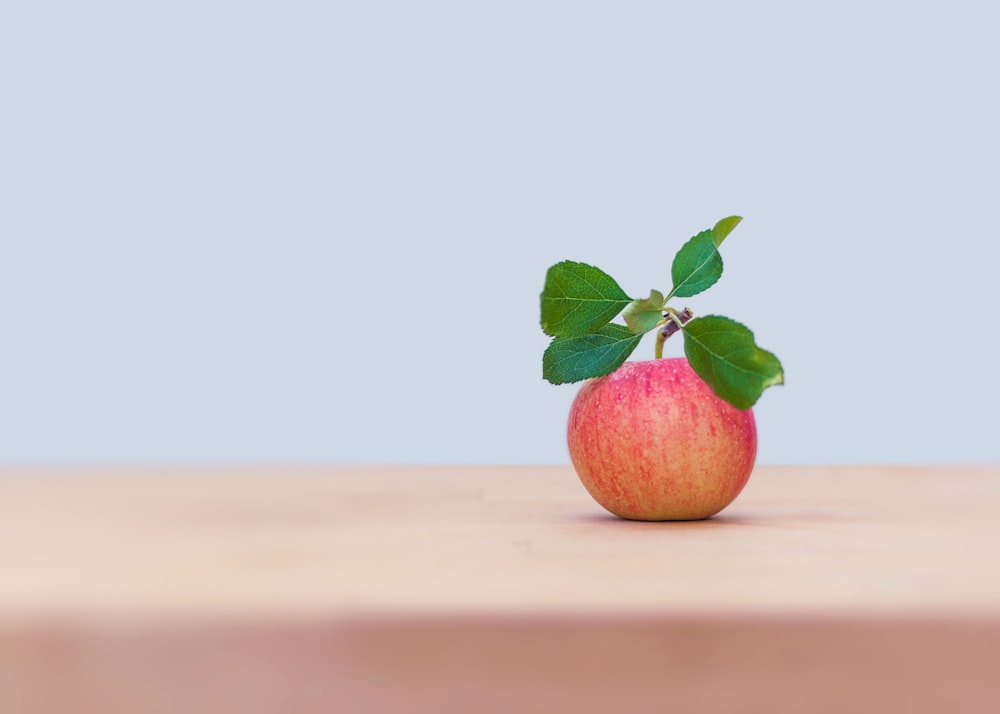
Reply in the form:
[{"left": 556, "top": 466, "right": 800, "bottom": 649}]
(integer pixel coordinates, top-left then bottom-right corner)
[{"left": 540, "top": 216, "right": 783, "bottom": 520}]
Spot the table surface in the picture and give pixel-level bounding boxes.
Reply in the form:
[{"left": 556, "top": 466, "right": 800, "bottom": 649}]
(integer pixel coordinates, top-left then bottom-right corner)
[
  {"left": 2, "top": 464, "right": 1000, "bottom": 713},
  {"left": 2, "top": 463, "right": 999, "bottom": 619}
]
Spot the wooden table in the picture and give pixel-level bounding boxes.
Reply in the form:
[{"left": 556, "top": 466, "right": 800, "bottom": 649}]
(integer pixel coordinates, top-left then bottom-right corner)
[{"left": 1, "top": 465, "right": 999, "bottom": 713}]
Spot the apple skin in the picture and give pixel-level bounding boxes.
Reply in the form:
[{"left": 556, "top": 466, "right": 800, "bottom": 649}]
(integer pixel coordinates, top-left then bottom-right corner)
[{"left": 567, "top": 357, "right": 757, "bottom": 521}]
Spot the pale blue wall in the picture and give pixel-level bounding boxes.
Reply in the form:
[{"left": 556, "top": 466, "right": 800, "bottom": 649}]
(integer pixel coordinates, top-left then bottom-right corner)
[{"left": 2, "top": 2, "right": 997, "bottom": 464}]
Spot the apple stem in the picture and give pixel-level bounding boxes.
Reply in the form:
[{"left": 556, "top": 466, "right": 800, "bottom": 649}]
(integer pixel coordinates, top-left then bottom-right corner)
[{"left": 655, "top": 307, "right": 693, "bottom": 358}]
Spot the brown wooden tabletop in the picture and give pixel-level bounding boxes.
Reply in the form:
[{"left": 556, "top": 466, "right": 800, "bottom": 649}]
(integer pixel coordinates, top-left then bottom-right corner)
[{"left": 1, "top": 465, "right": 999, "bottom": 713}]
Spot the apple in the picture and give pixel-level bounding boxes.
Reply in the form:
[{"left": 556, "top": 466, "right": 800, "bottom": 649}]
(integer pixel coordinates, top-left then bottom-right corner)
[{"left": 567, "top": 357, "right": 757, "bottom": 521}]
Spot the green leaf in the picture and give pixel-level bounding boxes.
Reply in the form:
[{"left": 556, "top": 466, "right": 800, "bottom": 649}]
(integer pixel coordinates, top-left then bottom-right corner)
[
  {"left": 682, "top": 315, "right": 784, "bottom": 409},
  {"left": 667, "top": 230, "right": 723, "bottom": 299},
  {"left": 540, "top": 261, "right": 632, "bottom": 338},
  {"left": 711, "top": 215, "right": 742, "bottom": 247},
  {"left": 622, "top": 289, "right": 665, "bottom": 334},
  {"left": 543, "top": 324, "right": 643, "bottom": 384}
]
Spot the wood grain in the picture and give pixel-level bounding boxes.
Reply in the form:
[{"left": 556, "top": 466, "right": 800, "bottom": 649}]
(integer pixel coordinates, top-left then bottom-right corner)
[{"left": 1, "top": 465, "right": 999, "bottom": 712}]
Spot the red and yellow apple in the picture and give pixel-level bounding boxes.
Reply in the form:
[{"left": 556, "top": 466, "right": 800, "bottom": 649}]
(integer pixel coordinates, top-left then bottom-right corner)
[{"left": 567, "top": 357, "right": 756, "bottom": 520}]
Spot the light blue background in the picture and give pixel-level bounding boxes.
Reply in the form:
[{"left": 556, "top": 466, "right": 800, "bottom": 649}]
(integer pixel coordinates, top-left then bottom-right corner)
[{"left": 2, "top": 2, "right": 997, "bottom": 465}]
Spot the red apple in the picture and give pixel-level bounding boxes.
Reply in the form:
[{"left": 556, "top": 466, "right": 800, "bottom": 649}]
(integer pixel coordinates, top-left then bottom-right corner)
[{"left": 567, "top": 357, "right": 757, "bottom": 521}]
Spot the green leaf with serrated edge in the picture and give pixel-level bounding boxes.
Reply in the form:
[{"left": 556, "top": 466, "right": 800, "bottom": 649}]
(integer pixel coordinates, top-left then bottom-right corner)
[
  {"left": 667, "top": 230, "right": 723, "bottom": 299},
  {"left": 622, "top": 289, "right": 665, "bottom": 335},
  {"left": 682, "top": 315, "right": 784, "bottom": 410},
  {"left": 540, "top": 261, "right": 632, "bottom": 338},
  {"left": 711, "top": 215, "right": 742, "bottom": 247},
  {"left": 543, "top": 324, "right": 643, "bottom": 384}
]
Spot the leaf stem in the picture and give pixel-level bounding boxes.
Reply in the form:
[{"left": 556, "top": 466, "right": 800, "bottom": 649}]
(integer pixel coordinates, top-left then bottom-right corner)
[{"left": 654, "top": 307, "right": 694, "bottom": 359}]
